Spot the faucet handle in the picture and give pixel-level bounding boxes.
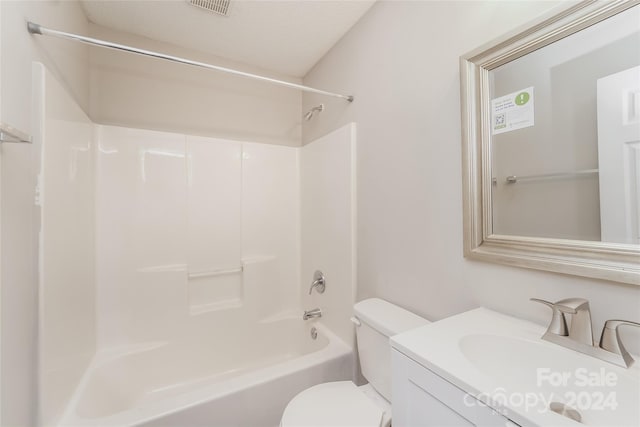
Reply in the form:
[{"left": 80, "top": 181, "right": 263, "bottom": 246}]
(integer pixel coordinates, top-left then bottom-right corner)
[
  {"left": 599, "top": 320, "right": 640, "bottom": 368},
  {"left": 308, "top": 270, "right": 326, "bottom": 295},
  {"left": 530, "top": 298, "right": 568, "bottom": 336},
  {"left": 555, "top": 298, "right": 593, "bottom": 346},
  {"left": 530, "top": 298, "right": 554, "bottom": 308},
  {"left": 554, "top": 298, "right": 590, "bottom": 314}
]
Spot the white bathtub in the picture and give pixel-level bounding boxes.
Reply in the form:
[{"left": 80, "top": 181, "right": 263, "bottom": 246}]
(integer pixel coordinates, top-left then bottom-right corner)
[{"left": 58, "top": 320, "right": 352, "bottom": 427}]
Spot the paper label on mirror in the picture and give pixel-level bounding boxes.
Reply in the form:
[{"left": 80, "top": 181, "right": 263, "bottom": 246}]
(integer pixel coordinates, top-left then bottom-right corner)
[{"left": 491, "top": 87, "right": 534, "bottom": 134}]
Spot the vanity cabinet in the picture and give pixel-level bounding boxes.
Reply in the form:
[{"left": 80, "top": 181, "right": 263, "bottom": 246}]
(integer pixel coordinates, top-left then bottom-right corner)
[{"left": 392, "top": 349, "right": 518, "bottom": 427}]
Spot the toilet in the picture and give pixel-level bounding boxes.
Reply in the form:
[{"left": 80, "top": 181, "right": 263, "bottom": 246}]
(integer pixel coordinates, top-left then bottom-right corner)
[{"left": 281, "top": 298, "right": 429, "bottom": 427}]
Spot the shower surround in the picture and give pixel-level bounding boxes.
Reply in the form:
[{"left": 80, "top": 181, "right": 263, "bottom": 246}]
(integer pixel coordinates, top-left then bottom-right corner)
[
  {"left": 36, "top": 64, "right": 356, "bottom": 426},
  {"left": 95, "top": 125, "right": 300, "bottom": 348}
]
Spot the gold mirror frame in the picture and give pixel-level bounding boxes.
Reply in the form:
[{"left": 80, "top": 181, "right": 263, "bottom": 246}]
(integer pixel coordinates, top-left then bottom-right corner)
[{"left": 461, "top": 0, "right": 640, "bottom": 285}]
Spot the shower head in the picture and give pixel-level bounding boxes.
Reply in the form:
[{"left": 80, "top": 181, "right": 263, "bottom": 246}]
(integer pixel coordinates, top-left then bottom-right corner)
[{"left": 304, "top": 104, "right": 324, "bottom": 121}]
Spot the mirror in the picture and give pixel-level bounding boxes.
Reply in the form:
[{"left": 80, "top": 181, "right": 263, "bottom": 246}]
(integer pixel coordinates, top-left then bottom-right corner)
[{"left": 461, "top": 1, "right": 640, "bottom": 285}]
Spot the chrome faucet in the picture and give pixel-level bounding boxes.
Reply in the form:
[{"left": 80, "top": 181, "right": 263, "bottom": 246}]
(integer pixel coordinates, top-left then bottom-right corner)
[
  {"left": 308, "top": 270, "right": 326, "bottom": 295},
  {"left": 531, "top": 297, "right": 640, "bottom": 368},
  {"left": 303, "top": 308, "right": 322, "bottom": 320}
]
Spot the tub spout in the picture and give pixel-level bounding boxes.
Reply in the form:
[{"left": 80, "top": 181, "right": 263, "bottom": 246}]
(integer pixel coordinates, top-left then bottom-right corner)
[{"left": 303, "top": 308, "right": 322, "bottom": 320}]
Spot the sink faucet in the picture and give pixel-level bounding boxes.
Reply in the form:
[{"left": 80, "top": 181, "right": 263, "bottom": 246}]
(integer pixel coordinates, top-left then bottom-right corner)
[
  {"left": 531, "top": 297, "right": 640, "bottom": 368},
  {"left": 600, "top": 320, "right": 640, "bottom": 368},
  {"left": 303, "top": 308, "right": 322, "bottom": 320}
]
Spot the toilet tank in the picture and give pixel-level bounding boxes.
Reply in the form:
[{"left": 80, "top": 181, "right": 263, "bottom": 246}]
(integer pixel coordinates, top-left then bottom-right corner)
[{"left": 353, "top": 298, "right": 429, "bottom": 401}]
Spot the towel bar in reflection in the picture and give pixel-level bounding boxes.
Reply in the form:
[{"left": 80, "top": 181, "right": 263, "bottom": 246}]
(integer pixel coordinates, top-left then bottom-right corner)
[{"left": 505, "top": 169, "right": 599, "bottom": 184}]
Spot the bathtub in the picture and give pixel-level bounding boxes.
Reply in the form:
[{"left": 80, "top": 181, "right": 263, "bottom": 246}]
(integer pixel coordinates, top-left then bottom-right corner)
[{"left": 58, "top": 320, "right": 352, "bottom": 427}]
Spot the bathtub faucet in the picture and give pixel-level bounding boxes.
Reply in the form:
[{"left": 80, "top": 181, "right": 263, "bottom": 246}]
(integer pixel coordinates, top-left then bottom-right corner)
[{"left": 303, "top": 308, "right": 322, "bottom": 320}]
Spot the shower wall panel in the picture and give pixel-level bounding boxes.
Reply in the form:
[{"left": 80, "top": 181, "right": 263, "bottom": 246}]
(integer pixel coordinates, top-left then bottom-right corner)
[
  {"left": 186, "top": 136, "right": 242, "bottom": 313},
  {"left": 300, "top": 124, "right": 356, "bottom": 347},
  {"left": 95, "top": 126, "right": 300, "bottom": 349},
  {"left": 242, "top": 142, "right": 301, "bottom": 319},
  {"left": 95, "top": 126, "right": 188, "bottom": 348},
  {"left": 37, "top": 65, "right": 96, "bottom": 427}
]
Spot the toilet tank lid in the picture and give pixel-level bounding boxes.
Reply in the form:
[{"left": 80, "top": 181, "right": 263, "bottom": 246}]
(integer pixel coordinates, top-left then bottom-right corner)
[{"left": 354, "top": 298, "right": 429, "bottom": 337}]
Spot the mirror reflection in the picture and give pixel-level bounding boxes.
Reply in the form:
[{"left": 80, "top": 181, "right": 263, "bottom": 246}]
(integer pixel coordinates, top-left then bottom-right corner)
[{"left": 489, "top": 5, "right": 640, "bottom": 245}]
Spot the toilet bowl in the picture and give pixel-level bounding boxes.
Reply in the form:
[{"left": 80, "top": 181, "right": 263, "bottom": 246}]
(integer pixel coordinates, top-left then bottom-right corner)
[
  {"left": 280, "top": 382, "right": 390, "bottom": 427},
  {"left": 281, "top": 298, "right": 429, "bottom": 427}
]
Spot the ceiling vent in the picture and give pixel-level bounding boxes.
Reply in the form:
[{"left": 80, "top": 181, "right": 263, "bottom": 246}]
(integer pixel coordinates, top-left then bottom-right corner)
[{"left": 187, "top": 0, "right": 231, "bottom": 16}]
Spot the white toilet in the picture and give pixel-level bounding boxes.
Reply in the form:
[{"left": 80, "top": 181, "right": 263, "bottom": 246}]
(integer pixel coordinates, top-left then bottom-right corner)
[{"left": 281, "top": 298, "right": 429, "bottom": 427}]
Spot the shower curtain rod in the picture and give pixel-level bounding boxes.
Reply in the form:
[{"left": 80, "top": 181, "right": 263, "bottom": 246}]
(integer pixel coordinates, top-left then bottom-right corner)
[{"left": 27, "top": 21, "right": 354, "bottom": 102}]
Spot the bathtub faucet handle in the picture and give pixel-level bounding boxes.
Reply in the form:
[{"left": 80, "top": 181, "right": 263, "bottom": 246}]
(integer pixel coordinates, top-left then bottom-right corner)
[{"left": 308, "top": 270, "right": 326, "bottom": 295}]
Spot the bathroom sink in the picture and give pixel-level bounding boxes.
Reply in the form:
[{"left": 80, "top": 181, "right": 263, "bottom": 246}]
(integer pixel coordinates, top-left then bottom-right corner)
[
  {"left": 391, "top": 308, "right": 640, "bottom": 427},
  {"left": 459, "top": 333, "right": 640, "bottom": 426}
]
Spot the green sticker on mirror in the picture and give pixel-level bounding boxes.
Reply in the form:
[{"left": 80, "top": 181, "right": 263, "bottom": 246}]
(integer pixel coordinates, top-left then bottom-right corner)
[{"left": 515, "top": 91, "right": 530, "bottom": 105}]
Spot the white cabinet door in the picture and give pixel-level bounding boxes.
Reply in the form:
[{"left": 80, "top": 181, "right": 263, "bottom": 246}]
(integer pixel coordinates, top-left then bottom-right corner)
[
  {"left": 392, "top": 350, "right": 518, "bottom": 427},
  {"left": 597, "top": 65, "right": 640, "bottom": 244}
]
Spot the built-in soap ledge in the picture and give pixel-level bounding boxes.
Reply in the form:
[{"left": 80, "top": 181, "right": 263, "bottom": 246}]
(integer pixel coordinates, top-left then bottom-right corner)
[
  {"left": 188, "top": 266, "right": 243, "bottom": 315},
  {"left": 187, "top": 256, "right": 280, "bottom": 316},
  {"left": 187, "top": 266, "right": 243, "bottom": 280},
  {"left": 137, "top": 264, "right": 187, "bottom": 273},
  {"left": 189, "top": 298, "right": 243, "bottom": 316}
]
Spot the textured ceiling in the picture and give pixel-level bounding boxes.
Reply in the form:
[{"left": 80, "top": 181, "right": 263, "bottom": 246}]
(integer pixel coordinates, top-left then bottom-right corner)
[{"left": 81, "top": 0, "right": 376, "bottom": 77}]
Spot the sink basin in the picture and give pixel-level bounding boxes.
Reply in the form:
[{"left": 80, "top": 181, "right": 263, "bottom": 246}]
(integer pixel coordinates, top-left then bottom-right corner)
[
  {"left": 391, "top": 308, "right": 640, "bottom": 427},
  {"left": 459, "top": 333, "right": 640, "bottom": 426}
]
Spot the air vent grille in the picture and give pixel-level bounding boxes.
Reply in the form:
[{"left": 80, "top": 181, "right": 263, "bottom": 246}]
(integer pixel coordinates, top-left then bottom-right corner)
[{"left": 187, "top": 0, "right": 231, "bottom": 16}]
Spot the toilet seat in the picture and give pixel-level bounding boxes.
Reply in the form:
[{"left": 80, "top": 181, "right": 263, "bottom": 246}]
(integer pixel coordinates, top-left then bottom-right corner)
[{"left": 280, "top": 381, "right": 388, "bottom": 427}]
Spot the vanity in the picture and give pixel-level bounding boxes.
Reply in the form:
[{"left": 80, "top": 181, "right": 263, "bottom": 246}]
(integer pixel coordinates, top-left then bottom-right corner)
[{"left": 390, "top": 308, "right": 640, "bottom": 427}]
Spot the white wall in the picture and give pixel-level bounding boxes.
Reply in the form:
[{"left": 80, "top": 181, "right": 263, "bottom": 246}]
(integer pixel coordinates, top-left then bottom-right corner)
[
  {"left": 301, "top": 123, "right": 357, "bottom": 346},
  {"left": 36, "top": 64, "right": 95, "bottom": 427},
  {"left": 1, "top": 1, "right": 90, "bottom": 130},
  {"left": 1, "top": 5, "right": 3, "bottom": 423},
  {"left": 89, "top": 23, "right": 302, "bottom": 147},
  {"left": 0, "top": 2, "right": 89, "bottom": 425},
  {"left": 95, "top": 125, "right": 300, "bottom": 349},
  {"left": 302, "top": 0, "right": 640, "bottom": 355}
]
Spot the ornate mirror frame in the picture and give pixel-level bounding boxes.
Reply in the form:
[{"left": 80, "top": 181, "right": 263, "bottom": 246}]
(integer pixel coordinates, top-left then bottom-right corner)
[{"left": 461, "top": 0, "right": 640, "bottom": 285}]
